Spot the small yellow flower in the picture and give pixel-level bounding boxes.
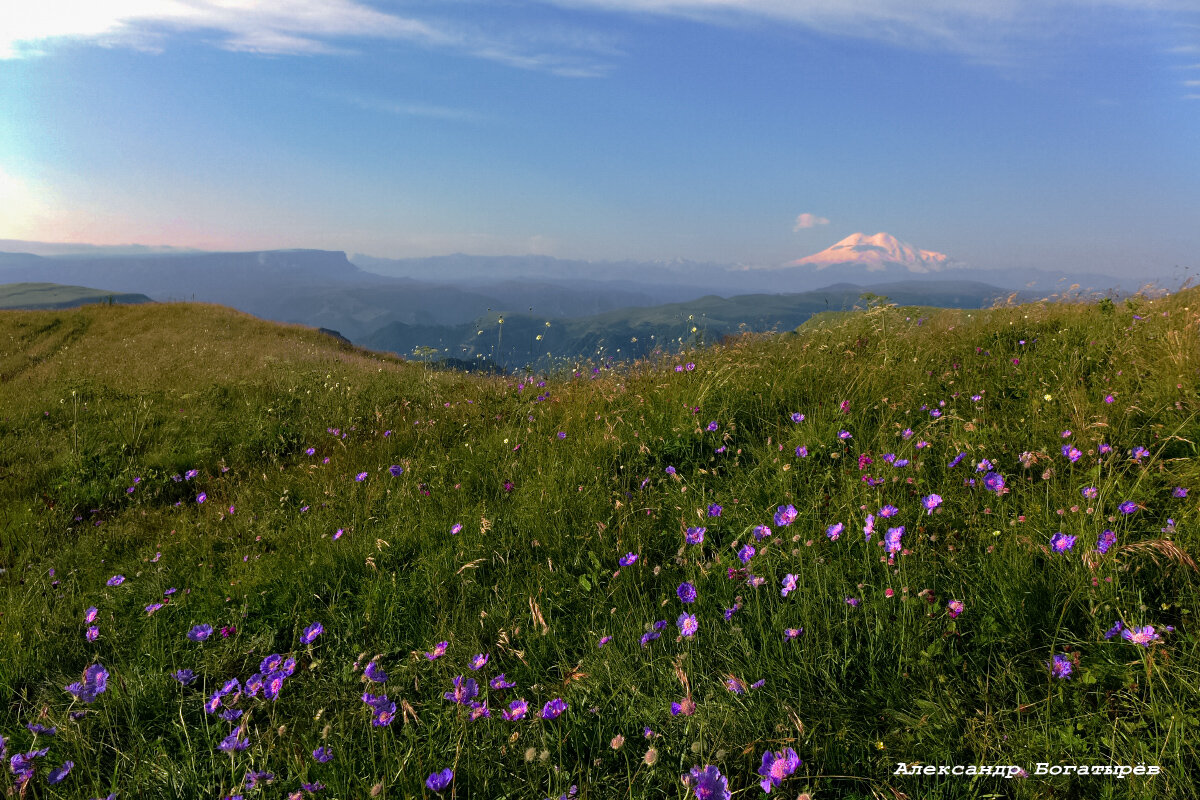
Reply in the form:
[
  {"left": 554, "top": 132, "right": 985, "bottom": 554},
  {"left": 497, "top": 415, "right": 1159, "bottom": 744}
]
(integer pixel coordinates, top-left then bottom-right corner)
[{"left": 1044, "top": 394, "right": 1053, "bottom": 401}]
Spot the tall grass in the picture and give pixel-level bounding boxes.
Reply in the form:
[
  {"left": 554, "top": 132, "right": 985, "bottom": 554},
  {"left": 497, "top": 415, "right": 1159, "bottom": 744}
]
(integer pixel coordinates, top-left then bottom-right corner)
[{"left": 0, "top": 294, "right": 1198, "bottom": 799}]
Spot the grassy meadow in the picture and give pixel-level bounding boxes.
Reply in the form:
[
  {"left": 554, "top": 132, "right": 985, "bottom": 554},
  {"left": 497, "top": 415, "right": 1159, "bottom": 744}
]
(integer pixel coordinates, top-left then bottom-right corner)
[{"left": 1, "top": 292, "right": 1198, "bottom": 799}]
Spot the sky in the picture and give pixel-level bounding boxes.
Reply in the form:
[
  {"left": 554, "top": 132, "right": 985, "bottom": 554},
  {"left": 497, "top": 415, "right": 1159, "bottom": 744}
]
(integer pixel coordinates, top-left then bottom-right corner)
[{"left": 1, "top": 0, "right": 1198, "bottom": 276}]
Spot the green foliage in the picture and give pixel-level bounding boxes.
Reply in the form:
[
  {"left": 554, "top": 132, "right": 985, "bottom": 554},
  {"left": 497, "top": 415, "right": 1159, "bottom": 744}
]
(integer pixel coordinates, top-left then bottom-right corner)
[{"left": 0, "top": 294, "right": 1198, "bottom": 798}]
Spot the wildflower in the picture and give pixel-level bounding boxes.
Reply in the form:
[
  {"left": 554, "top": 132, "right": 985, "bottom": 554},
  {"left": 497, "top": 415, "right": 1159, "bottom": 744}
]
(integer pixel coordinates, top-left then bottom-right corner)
[
  {"left": 878, "top": 504, "right": 899, "bottom": 518},
  {"left": 677, "top": 613, "right": 699, "bottom": 638},
  {"left": 426, "top": 768, "right": 454, "bottom": 793},
  {"left": 724, "top": 676, "right": 747, "bottom": 694},
  {"left": 541, "top": 698, "right": 568, "bottom": 720},
  {"left": 781, "top": 574, "right": 797, "bottom": 597},
  {"left": 48, "top": 760, "right": 74, "bottom": 785},
  {"left": 388, "top": 465, "right": 403, "bottom": 476},
  {"left": 863, "top": 513, "right": 875, "bottom": 541},
  {"left": 1096, "top": 529, "right": 1116, "bottom": 554},
  {"left": 197, "top": 492, "right": 207, "bottom": 504},
  {"left": 65, "top": 663, "right": 109, "bottom": 703},
  {"left": 426, "top": 641, "right": 449, "bottom": 660},
  {"left": 85, "top": 607, "right": 98, "bottom": 623},
  {"left": 643, "top": 747, "right": 659, "bottom": 766},
  {"left": 502, "top": 699, "right": 528, "bottom": 720},
  {"left": 774, "top": 505, "right": 797, "bottom": 526},
  {"left": 469, "top": 653, "right": 489, "bottom": 670},
  {"left": 106, "top": 575, "right": 125, "bottom": 587},
  {"left": 723, "top": 602, "right": 742, "bottom": 620},
  {"left": 838, "top": 430, "right": 852, "bottom": 440},
  {"left": 948, "top": 600, "right": 964, "bottom": 618},
  {"left": 1104, "top": 620, "right": 1124, "bottom": 640},
  {"left": 670, "top": 697, "right": 697, "bottom": 716},
  {"left": 684, "top": 764, "right": 731, "bottom": 800},
  {"left": 790, "top": 412, "right": 804, "bottom": 423},
  {"left": 784, "top": 627, "right": 803, "bottom": 639},
  {"left": 983, "top": 472, "right": 1005, "bottom": 493},
  {"left": 921, "top": 494, "right": 942, "bottom": 514},
  {"left": 1061, "top": 445, "right": 1082, "bottom": 462},
  {"left": 313, "top": 746, "right": 333, "bottom": 763},
  {"left": 1050, "top": 532, "right": 1076, "bottom": 553},
  {"left": 1131, "top": 446, "right": 1150, "bottom": 462},
  {"left": 306, "top": 448, "right": 316, "bottom": 456},
  {"left": 1118, "top": 500, "right": 1137, "bottom": 515},
  {"left": 1173, "top": 486, "right": 1188, "bottom": 498},
  {"left": 172, "top": 668, "right": 196, "bottom": 685},
  {"left": 640, "top": 631, "right": 661, "bottom": 647},
  {"left": 86, "top": 626, "right": 99, "bottom": 641},
  {"left": 845, "top": 597, "right": 860, "bottom": 607},
  {"left": 1099, "top": 443, "right": 1112, "bottom": 454},
  {"left": 557, "top": 431, "right": 567, "bottom": 439},
  {"left": 665, "top": 466, "right": 676, "bottom": 475},
  {"left": 301, "top": 622, "right": 323, "bottom": 644},
  {"left": 707, "top": 504, "right": 722, "bottom": 517},
  {"left": 1122, "top": 626, "right": 1160, "bottom": 647},
  {"left": 450, "top": 523, "right": 463, "bottom": 535},
  {"left": 677, "top": 582, "right": 697, "bottom": 603},
  {"left": 1081, "top": 486, "right": 1098, "bottom": 499},
  {"left": 188, "top": 624, "right": 213, "bottom": 642},
  {"left": 245, "top": 770, "right": 274, "bottom": 790},
  {"left": 884, "top": 526, "right": 905, "bottom": 555},
  {"left": 619, "top": 553, "right": 639, "bottom": 566},
  {"left": 1049, "top": 654, "right": 1073, "bottom": 679},
  {"left": 948, "top": 452, "right": 966, "bottom": 468},
  {"left": 611, "top": 734, "right": 625, "bottom": 750},
  {"left": 737, "top": 544, "right": 755, "bottom": 563},
  {"left": 598, "top": 636, "right": 612, "bottom": 648},
  {"left": 826, "top": 522, "right": 843, "bottom": 541},
  {"left": 364, "top": 661, "right": 388, "bottom": 683},
  {"left": 795, "top": 445, "right": 808, "bottom": 457},
  {"left": 757, "top": 748, "right": 801, "bottom": 794},
  {"left": 706, "top": 421, "right": 718, "bottom": 432},
  {"left": 490, "top": 674, "right": 516, "bottom": 689},
  {"left": 444, "top": 676, "right": 479, "bottom": 705},
  {"left": 218, "top": 731, "right": 251, "bottom": 752}
]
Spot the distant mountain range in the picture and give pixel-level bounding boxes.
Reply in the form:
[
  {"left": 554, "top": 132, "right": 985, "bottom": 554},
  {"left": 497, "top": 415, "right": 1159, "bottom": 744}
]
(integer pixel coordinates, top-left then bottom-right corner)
[
  {"left": 0, "top": 282, "right": 152, "bottom": 310},
  {"left": 0, "top": 235, "right": 1169, "bottom": 370}
]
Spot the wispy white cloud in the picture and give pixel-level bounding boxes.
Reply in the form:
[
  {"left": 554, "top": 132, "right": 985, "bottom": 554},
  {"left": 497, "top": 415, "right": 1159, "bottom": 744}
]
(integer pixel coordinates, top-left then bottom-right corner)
[
  {"left": 793, "top": 213, "right": 830, "bottom": 230},
  {"left": 337, "top": 93, "right": 481, "bottom": 122},
  {"left": 0, "top": 0, "right": 613, "bottom": 75}
]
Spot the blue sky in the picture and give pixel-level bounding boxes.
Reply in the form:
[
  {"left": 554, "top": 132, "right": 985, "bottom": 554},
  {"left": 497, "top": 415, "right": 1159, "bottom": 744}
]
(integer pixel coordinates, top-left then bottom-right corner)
[{"left": 1, "top": 1, "right": 1198, "bottom": 276}]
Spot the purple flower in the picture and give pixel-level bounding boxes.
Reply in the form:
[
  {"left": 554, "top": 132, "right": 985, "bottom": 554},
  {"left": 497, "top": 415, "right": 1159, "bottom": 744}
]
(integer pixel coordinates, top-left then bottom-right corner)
[
  {"left": 1049, "top": 654, "right": 1073, "bottom": 679},
  {"left": 106, "top": 575, "right": 125, "bottom": 587},
  {"left": 1118, "top": 500, "right": 1137, "bottom": 514},
  {"left": 774, "top": 505, "right": 797, "bottom": 526},
  {"left": 983, "top": 472, "right": 1005, "bottom": 493},
  {"left": 878, "top": 504, "right": 899, "bottom": 518},
  {"left": 1122, "top": 625, "right": 1161, "bottom": 647},
  {"left": 685, "top": 526, "right": 706, "bottom": 544},
  {"left": 838, "top": 430, "right": 852, "bottom": 440},
  {"left": 948, "top": 600, "right": 964, "bottom": 618},
  {"left": 1081, "top": 486, "right": 1098, "bottom": 499},
  {"left": 845, "top": 597, "right": 860, "bottom": 607},
  {"left": 306, "top": 447, "right": 316, "bottom": 456},
  {"left": 557, "top": 431, "right": 567, "bottom": 439},
  {"left": 795, "top": 445, "right": 808, "bottom": 457},
  {"left": 355, "top": 472, "right": 367, "bottom": 482},
  {"left": 790, "top": 412, "right": 804, "bottom": 423},
  {"left": 502, "top": 699, "right": 528, "bottom": 720},
  {"left": 425, "top": 641, "right": 449, "bottom": 660},
  {"left": 707, "top": 504, "right": 722, "bottom": 517},
  {"left": 948, "top": 452, "right": 966, "bottom": 468},
  {"left": 598, "top": 636, "right": 612, "bottom": 648},
  {"left": 48, "top": 760, "right": 74, "bottom": 785},
  {"left": 685, "top": 764, "right": 730, "bottom": 800},
  {"left": 676, "top": 582, "right": 697, "bottom": 603},
  {"left": 450, "top": 523, "right": 463, "bottom": 535},
  {"left": 313, "top": 745, "right": 333, "bottom": 763},
  {"left": 196, "top": 492, "right": 206, "bottom": 504},
  {"left": 85, "top": 607, "right": 98, "bottom": 623},
  {"left": 469, "top": 653, "right": 489, "bottom": 670},
  {"left": 1104, "top": 620, "right": 1124, "bottom": 640},
  {"left": 364, "top": 661, "right": 388, "bottom": 683},
  {"left": 1061, "top": 445, "right": 1082, "bottom": 462},
  {"left": 781, "top": 574, "right": 797, "bottom": 597},
  {"left": 863, "top": 513, "right": 876, "bottom": 542},
  {"left": 884, "top": 526, "right": 905, "bottom": 555},
  {"left": 65, "top": 663, "right": 109, "bottom": 703},
  {"left": 619, "top": 553, "right": 639, "bottom": 566},
  {"left": 752, "top": 524, "right": 772, "bottom": 540},
  {"left": 921, "top": 494, "right": 942, "bottom": 514},
  {"left": 737, "top": 544, "right": 755, "bottom": 564},
  {"left": 706, "top": 421, "right": 718, "bottom": 432},
  {"left": 825, "top": 522, "right": 843, "bottom": 541},
  {"left": 444, "top": 676, "right": 479, "bottom": 705},
  {"left": 1173, "top": 487, "right": 1188, "bottom": 498},
  {"left": 172, "top": 668, "right": 197, "bottom": 686},
  {"left": 1131, "top": 446, "right": 1150, "bottom": 462},
  {"left": 757, "top": 748, "right": 800, "bottom": 794},
  {"left": 784, "top": 627, "right": 803, "bottom": 639},
  {"left": 1096, "top": 529, "right": 1117, "bottom": 554},
  {"left": 1050, "top": 532, "right": 1076, "bottom": 553},
  {"left": 490, "top": 674, "right": 516, "bottom": 689},
  {"left": 541, "top": 698, "right": 568, "bottom": 720},
  {"left": 245, "top": 770, "right": 274, "bottom": 790},
  {"left": 301, "top": 622, "right": 324, "bottom": 644},
  {"left": 426, "top": 768, "right": 454, "bottom": 793},
  {"left": 640, "top": 631, "right": 661, "bottom": 647},
  {"left": 665, "top": 466, "right": 676, "bottom": 475},
  {"left": 677, "top": 613, "right": 698, "bottom": 638},
  {"left": 86, "top": 626, "right": 99, "bottom": 641},
  {"left": 388, "top": 464, "right": 404, "bottom": 476},
  {"left": 187, "top": 624, "right": 213, "bottom": 642},
  {"left": 218, "top": 731, "right": 250, "bottom": 752}
]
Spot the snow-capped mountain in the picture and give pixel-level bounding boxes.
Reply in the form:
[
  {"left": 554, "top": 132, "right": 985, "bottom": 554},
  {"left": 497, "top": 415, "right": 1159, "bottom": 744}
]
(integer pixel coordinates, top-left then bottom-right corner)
[{"left": 786, "top": 232, "right": 952, "bottom": 273}]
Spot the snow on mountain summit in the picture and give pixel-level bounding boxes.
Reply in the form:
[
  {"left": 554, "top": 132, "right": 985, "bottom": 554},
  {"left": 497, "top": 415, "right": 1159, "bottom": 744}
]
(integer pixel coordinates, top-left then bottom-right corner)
[{"left": 785, "top": 232, "right": 951, "bottom": 273}]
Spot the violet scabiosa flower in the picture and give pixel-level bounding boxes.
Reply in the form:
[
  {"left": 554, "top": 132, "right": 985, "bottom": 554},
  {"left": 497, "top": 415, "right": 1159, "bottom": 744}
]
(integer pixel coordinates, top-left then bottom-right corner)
[
  {"left": 707, "top": 504, "right": 722, "bottom": 517},
  {"left": 878, "top": 504, "right": 899, "bottom": 518},
  {"left": 838, "top": 430, "right": 852, "bottom": 440},
  {"left": 172, "top": 668, "right": 196, "bottom": 685},
  {"left": 640, "top": 631, "right": 661, "bottom": 647},
  {"left": 685, "top": 527, "right": 706, "bottom": 544},
  {"left": 1104, "top": 620, "right": 1124, "bottom": 640},
  {"left": 598, "top": 635, "right": 612, "bottom": 648},
  {"left": 948, "top": 452, "right": 966, "bottom": 468},
  {"left": 1096, "top": 529, "right": 1117, "bottom": 554},
  {"left": 737, "top": 544, "right": 755, "bottom": 564},
  {"left": 619, "top": 553, "right": 638, "bottom": 566},
  {"left": 48, "top": 760, "right": 74, "bottom": 785},
  {"left": 706, "top": 421, "right": 718, "bottom": 432},
  {"left": 469, "top": 653, "right": 489, "bottom": 670},
  {"left": 218, "top": 731, "right": 251, "bottom": 753},
  {"left": 884, "top": 526, "right": 905, "bottom": 555},
  {"left": 363, "top": 661, "right": 388, "bottom": 683},
  {"left": 490, "top": 674, "right": 516, "bottom": 689},
  {"left": 106, "top": 575, "right": 125, "bottom": 587},
  {"left": 685, "top": 765, "right": 731, "bottom": 800},
  {"left": 757, "top": 748, "right": 801, "bottom": 794},
  {"left": 1061, "top": 445, "right": 1082, "bottom": 463},
  {"left": 790, "top": 412, "right": 804, "bottom": 423},
  {"left": 677, "top": 582, "right": 697, "bottom": 603},
  {"left": 947, "top": 600, "right": 964, "bottom": 618},
  {"left": 1118, "top": 500, "right": 1137, "bottom": 515},
  {"left": 425, "top": 641, "right": 449, "bottom": 660},
  {"left": 426, "top": 769, "right": 453, "bottom": 793},
  {"left": 1122, "top": 626, "right": 1161, "bottom": 647},
  {"left": 444, "top": 676, "right": 479, "bottom": 705},
  {"left": 826, "top": 522, "right": 843, "bottom": 541},
  {"left": 300, "top": 622, "right": 323, "bottom": 644},
  {"left": 921, "top": 494, "right": 942, "bottom": 514},
  {"left": 1082, "top": 486, "right": 1098, "bottom": 499},
  {"left": 665, "top": 466, "right": 676, "bottom": 475},
  {"left": 784, "top": 627, "right": 803, "bottom": 639},
  {"left": 795, "top": 445, "right": 808, "bottom": 458},
  {"left": 1049, "top": 655, "right": 1073, "bottom": 679},
  {"left": 388, "top": 464, "right": 403, "bottom": 476},
  {"left": 196, "top": 492, "right": 206, "bottom": 504},
  {"left": 188, "top": 624, "right": 213, "bottom": 642},
  {"left": 541, "top": 698, "right": 568, "bottom": 720},
  {"left": 752, "top": 524, "right": 772, "bottom": 541},
  {"left": 65, "top": 663, "right": 109, "bottom": 703},
  {"left": 86, "top": 626, "right": 99, "bottom": 641},
  {"left": 502, "top": 699, "right": 528, "bottom": 720},
  {"left": 863, "top": 513, "right": 876, "bottom": 542},
  {"left": 85, "top": 607, "right": 98, "bottom": 623},
  {"left": 450, "top": 523, "right": 463, "bottom": 535},
  {"left": 983, "top": 472, "right": 1005, "bottom": 493},
  {"left": 671, "top": 697, "right": 697, "bottom": 717},
  {"left": 774, "top": 505, "right": 798, "bottom": 526},
  {"left": 354, "top": 472, "right": 367, "bottom": 482},
  {"left": 677, "top": 613, "right": 699, "bottom": 638},
  {"left": 313, "top": 746, "right": 333, "bottom": 763},
  {"left": 781, "top": 574, "right": 798, "bottom": 597},
  {"left": 1173, "top": 487, "right": 1189, "bottom": 498},
  {"left": 1050, "top": 532, "right": 1076, "bottom": 553}
]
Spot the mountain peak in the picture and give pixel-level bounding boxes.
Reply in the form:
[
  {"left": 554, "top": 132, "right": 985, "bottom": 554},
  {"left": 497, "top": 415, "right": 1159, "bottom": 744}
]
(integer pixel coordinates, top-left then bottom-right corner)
[{"left": 786, "top": 232, "right": 951, "bottom": 273}]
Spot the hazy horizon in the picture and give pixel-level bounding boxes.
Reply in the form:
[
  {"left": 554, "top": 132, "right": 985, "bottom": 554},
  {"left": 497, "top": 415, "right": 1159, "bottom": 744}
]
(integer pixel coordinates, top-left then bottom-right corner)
[{"left": 2, "top": 1, "right": 1198, "bottom": 278}]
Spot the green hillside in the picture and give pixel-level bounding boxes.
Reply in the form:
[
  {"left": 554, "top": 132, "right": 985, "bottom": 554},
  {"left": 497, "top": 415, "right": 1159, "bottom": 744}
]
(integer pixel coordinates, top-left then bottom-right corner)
[
  {"left": 0, "top": 282, "right": 153, "bottom": 310},
  {"left": 0, "top": 293, "right": 1197, "bottom": 798}
]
